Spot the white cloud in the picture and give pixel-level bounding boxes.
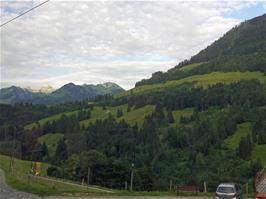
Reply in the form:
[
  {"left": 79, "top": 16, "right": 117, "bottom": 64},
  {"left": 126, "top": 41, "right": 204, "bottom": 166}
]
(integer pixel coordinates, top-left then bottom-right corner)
[{"left": 0, "top": 0, "right": 262, "bottom": 89}]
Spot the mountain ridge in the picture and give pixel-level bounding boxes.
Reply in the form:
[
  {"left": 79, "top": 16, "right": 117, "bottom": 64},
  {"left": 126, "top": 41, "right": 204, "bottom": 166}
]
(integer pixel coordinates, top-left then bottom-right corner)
[{"left": 0, "top": 82, "right": 124, "bottom": 104}]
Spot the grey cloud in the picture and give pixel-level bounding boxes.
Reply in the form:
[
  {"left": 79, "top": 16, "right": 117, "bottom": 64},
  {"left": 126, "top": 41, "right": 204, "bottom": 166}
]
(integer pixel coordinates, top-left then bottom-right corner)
[{"left": 0, "top": 1, "right": 258, "bottom": 89}]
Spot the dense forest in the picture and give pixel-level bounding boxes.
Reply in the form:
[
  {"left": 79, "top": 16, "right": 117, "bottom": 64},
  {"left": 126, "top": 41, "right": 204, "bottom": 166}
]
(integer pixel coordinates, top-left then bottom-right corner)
[{"left": 0, "top": 14, "right": 266, "bottom": 192}]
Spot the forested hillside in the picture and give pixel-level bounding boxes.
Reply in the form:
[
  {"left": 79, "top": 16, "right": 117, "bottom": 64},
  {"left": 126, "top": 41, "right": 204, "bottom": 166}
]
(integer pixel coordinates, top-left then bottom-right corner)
[
  {"left": 135, "top": 14, "right": 266, "bottom": 87},
  {"left": 0, "top": 14, "right": 266, "bottom": 192}
]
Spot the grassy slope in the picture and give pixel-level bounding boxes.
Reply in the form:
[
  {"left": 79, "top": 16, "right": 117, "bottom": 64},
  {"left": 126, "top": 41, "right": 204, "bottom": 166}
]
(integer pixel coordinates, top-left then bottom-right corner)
[
  {"left": 24, "top": 104, "right": 156, "bottom": 131},
  {"left": 223, "top": 122, "right": 266, "bottom": 166},
  {"left": 119, "top": 71, "right": 266, "bottom": 97},
  {"left": 24, "top": 109, "right": 83, "bottom": 130},
  {"left": 38, "top": 133, "right": 64, "bottom": 157},
  {"left": 251, "top": 144, "right": 266, "bottom": 165},
  {"left": 119, "top": 105, "right": 155, "bottom": 126},
  {"left": 178, "top": 63, "right": 203, "bottom": 71},
  {"left": 171, "top": 108, "right": 194, "bottom": 127},
  {"left": 80, "top": 104, "right": 128, "bottom": 128},
  {"left": 224, "top": 122, "right": 251, "bottom": 150},
  {"left": 80, "top": 104, "right": 155, "bottom": 128},
  {"left": 0, "top": 155, "right": 112, "bottom": 196}
]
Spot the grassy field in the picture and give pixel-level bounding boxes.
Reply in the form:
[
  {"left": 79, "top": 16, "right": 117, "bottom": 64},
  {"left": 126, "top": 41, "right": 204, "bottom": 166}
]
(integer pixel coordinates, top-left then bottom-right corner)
[
  {"left": 80, "top": 104, "right": 156, "bottom": 128},
  {"left": 224, "top": 122, "right": 251, "bottom": 150},
  {"left": 24, "top": 109, "right": 84, "bottom": 131},
  {"left": 178, "top": 62, "right": 203, "bottom": 71},
  {"left": 0, "top": 155, "right": 114, "bottom": 196},
  {"left": 119, "top": 105, "right": 155, "bottom": 126},
  {"left": 171, "top": 108, "right": 194, "bottom": 127},
  {"left": 38, "top": 133, "right": 64, "bottom": 158},
  {"left": 24, "top": 104, "right": 156, "bottom": 131},
  {"left": 80, "top": 104, "right": 128, "bottom": 128},
  {"left": 118, "top": 71, "right": 266, "bottom": 97}
]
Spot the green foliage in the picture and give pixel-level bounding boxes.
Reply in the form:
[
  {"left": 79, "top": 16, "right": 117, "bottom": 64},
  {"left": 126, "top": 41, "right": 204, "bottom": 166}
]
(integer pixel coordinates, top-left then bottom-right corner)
[
  {"left": 224, "top": 122, "right": 251, "bottom": 150},
  {"left": 167, "top": 110, "right": 174, "bottom": 123},
  {"left": 38, "top": 133, "right": 64, "bottom": 158},
  {"left": 251, "top": 144, "right": 266, "bottom": 165},
  {"left": 116, "top": 109, "right": 123, "bottom": 118},
  {"left": 53, "top": 139, "right": 68, "bottom": 166},
  {"left": 121, "top": 71, "right": 266, "bottom": 97},
  {"left": 239, "top": 135, "right": 253, "bottom": 160},
  {"left": 1, "top": 15, "right": 266, "bottom": 194}
]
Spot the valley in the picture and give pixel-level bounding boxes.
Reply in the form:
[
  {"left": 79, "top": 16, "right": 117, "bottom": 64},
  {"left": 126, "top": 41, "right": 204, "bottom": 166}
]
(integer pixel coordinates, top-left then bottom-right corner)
[{"left": 0, "top": 12, "right": 266, "bottom": 198}]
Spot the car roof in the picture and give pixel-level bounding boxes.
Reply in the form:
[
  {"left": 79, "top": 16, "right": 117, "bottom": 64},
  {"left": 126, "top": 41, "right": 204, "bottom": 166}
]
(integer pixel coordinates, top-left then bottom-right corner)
[{"left": 218, "top": 183, "right": 237, "bottom": 187}]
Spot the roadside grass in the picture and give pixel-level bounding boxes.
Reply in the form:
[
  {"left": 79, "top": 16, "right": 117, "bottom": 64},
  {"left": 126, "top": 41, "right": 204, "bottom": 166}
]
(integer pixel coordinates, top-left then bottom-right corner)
[
  {"left": 118, "top": 71, "right": 266, "bottom": 97},
  {"left": 224, "top": 122, "right": 251, "bottom": 150},
  {"left": 0, "top": 155, "right": 219, "bottom": 196},
  {"left": 0, "top": 155, "right": 113, "bottom": 196},
  {"left": 38, "top": 133, "right": 64, "bottom": 157},
  {"left": 251, "top": 144, "right": 266, "bottom": 166}
]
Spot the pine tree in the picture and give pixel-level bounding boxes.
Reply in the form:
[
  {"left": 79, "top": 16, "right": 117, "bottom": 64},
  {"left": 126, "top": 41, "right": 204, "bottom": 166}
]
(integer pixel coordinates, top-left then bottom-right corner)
[
  {"left": 167, "top": 110, "right": 175, "bottom": 123},
  {"left": 117, "top": 109, "right": 123, "bottom": 118},
  {"left": 41, "top": 142, "right": 49, "bottom": 159},
  {"left": 53, "top": 139, "right": 68, "bottom": 165}
]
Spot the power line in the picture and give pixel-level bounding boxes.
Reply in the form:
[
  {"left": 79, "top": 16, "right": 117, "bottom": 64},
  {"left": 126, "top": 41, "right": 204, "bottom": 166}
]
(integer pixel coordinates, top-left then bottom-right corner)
[{"left": 1, "top": 0, "right": 50, "bottom": 28}]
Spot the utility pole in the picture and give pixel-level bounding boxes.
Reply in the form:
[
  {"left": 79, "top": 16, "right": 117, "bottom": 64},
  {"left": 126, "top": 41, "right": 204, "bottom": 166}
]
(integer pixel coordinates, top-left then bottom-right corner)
[
  {"left": 130, "top": 163, "right": 134, "bottom": 192},
  {"left": 87, "top": 167, "right": 90, "bottom": 186},
  {"left": 204, "top": 181, "right": 207, "bottom": 193},
  {"left": 9, "top": 128, "right": 16, "bottom": 173}
]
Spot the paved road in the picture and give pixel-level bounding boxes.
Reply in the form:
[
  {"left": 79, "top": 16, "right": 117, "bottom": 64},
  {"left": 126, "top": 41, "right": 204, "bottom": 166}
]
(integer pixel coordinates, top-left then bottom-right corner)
[
  {"left": 0, "top": 169, "right": 40, "bottom": 199},
  {"left": 44, "top": 197, "right": 212, "bottom": 199}
]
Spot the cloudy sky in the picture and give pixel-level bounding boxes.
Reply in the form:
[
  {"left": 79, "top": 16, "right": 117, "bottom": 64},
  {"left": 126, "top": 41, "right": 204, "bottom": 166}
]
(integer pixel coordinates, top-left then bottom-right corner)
[{"left": 1, "top": 0, "right": 265, "bottom": 90}]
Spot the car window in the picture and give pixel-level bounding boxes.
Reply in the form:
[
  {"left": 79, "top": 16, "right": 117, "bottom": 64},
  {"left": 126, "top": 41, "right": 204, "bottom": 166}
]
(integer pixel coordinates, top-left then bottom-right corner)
[{"left": 217, "top": 186, "right": 235, "bottom": 193}]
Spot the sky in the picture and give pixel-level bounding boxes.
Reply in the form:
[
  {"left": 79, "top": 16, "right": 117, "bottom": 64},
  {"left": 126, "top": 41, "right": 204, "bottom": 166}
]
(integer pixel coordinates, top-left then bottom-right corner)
[{"left": 1, "top": 0, "right": 266, "bottom": 90}]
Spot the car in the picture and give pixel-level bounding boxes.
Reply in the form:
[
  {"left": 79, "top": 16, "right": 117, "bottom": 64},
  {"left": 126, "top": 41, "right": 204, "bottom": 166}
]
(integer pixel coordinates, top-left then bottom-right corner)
[
  {"left": 256, "top": 193, "right": 266, "bottom": 199},
  {"left": 215, "top": 183, "right": 243, "bottom": 199}
]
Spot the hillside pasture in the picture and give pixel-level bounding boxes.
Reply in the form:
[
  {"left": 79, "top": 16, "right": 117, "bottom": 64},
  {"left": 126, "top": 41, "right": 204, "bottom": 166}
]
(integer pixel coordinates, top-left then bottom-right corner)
[
  {"left": 224, "top": 122, "right": 251, "bottom": 150},
  {"left": 118, "top": 71, "right": 266, "bottom": 97}
]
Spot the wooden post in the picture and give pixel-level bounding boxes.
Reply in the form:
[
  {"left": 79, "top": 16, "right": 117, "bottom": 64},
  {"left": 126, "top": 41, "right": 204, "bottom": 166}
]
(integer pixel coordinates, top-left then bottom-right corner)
[{"left": 204, "top": 181, "right": 207, "bottom": 193}]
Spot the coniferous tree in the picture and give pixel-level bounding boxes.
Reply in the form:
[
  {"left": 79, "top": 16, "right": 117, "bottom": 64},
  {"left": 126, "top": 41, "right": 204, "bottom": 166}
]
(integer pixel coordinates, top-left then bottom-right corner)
[
  {"left": 116, "top": 109, "right": 123, "bottom": 118},
  {"left": 41, "top": 142, "right": 49, "bottom": 159},
  {"left": 167, "top": 110, "right": 174, "bottom": 123},
  {"left": 53, "top": 139, "right": 68, "bottom": 165}
]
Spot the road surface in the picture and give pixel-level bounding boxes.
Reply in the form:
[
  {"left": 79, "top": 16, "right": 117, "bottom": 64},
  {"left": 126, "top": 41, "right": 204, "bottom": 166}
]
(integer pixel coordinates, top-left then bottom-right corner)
[{"left": 44, "top": 197, "right": 212, "bottom": 199}]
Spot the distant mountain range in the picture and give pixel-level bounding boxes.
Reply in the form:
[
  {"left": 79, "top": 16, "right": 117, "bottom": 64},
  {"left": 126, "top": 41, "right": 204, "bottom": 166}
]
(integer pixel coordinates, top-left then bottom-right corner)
[{"left": 0, "top": 82, "right": 124, "bottom": 104}]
